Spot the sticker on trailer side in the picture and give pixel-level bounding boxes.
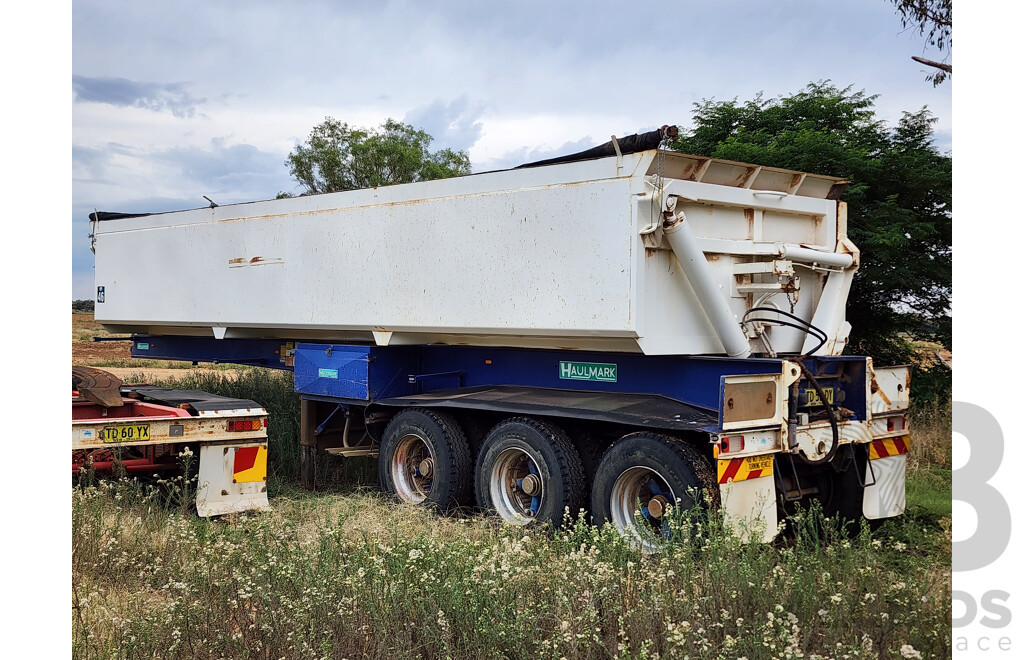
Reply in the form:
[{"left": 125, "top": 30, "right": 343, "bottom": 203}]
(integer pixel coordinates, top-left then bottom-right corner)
[{"left": 558, "top": 361, "right": 617, "bottom": 382}]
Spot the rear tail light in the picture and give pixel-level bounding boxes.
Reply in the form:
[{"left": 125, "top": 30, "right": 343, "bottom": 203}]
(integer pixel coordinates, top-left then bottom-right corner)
[
  {"left": 720, "top": 435, "right": 745, "bottom": 454},
  {"left": 886, "top": 416, "right": 907, "bottom": 432},
  {"left": 228, "top": 419, "right": 263, "bottom": 432}
]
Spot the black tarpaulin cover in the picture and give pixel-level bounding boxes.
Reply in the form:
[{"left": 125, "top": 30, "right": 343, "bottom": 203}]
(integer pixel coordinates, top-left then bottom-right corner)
[{"left": 517, "top": 125, "right": 678, "bottom": 169}]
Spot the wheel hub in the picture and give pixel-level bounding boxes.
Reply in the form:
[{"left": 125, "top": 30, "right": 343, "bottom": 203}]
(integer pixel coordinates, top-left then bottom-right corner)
[
  {"left": 520, "top": 473, "right": 541, "bottom": 496},
  {"left": 391, "top": 432, "right": 433, "bottom": 503},
  {"left": 647, "top": 494, "right": 668, "bottom": 519},
  {"left": 490, "top": 446, "right": 544, "bottom": 523},
  {"left": 608, "top": 466, "right": 677, "bottom": 551}
]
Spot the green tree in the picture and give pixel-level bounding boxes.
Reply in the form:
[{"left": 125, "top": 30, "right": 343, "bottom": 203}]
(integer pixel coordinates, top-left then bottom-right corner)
[
  {"left": 287, "top": 117, "right": 471, "bottom": 194},
  {"left": 671, "top": 82, "right": 951, "bottom": 400}
]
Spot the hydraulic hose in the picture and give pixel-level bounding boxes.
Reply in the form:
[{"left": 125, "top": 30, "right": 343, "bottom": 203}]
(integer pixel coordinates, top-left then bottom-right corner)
[{"left": 792, "top": 357, "right": 840, "bottom": 465}]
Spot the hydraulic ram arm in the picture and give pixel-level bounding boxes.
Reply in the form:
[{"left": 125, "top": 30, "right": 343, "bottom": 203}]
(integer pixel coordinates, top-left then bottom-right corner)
[{"left": 662, "top": 203, "right": 752, "bottom": 358}]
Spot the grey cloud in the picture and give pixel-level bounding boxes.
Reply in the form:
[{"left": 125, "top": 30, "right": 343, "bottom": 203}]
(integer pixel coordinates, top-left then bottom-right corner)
[
  {"left": 481, "top": 135, "right": 599, "bottom": 172},
  {"left": 72, "top": 75, "right": 206, "bottom": 118},
  {"left": 73, "top": 145, "right": 110, "bottom": 181},
  {"left": 149, "top": 143, "right": 290, "bottom": 197},
  {"left": 405, "top": 96, "right": 485, "bottom": 152}
]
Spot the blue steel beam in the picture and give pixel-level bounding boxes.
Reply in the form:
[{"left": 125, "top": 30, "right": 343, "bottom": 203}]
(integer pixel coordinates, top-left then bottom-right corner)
[
  {"left": 132, "top": 334, "right": 869, "bottom": 421},
  {"left": 131, "top": 335, "right": 296, "bottom": 369}
]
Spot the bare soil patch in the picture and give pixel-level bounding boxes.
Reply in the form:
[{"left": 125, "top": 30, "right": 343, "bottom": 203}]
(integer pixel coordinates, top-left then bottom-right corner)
[{"left": 72, "top": 312, "right": 131, "bottom": 364}]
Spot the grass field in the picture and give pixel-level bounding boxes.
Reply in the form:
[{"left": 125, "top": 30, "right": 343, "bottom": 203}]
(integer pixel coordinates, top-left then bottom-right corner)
[{"left": 72, "top": 368, "right": 951, "bottom": 660}]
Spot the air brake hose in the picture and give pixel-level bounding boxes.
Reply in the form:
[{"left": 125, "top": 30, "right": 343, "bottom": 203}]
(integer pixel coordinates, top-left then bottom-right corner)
[{"left": 792, "top": 358, "right": 840, "bottom": 465}]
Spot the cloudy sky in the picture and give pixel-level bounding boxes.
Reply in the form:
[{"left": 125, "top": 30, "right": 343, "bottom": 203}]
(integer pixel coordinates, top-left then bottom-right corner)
[{"left": 70, "top": 0, "right": 952, "bottom": 300}]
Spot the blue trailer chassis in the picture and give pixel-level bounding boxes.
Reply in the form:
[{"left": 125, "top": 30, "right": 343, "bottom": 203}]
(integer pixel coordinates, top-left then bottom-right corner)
[
  {"left": 131, "top": 336, "right": 869, "bottom": 432},
  {"left": 128, "top": 334, "right": 905, "bottom": 540}
]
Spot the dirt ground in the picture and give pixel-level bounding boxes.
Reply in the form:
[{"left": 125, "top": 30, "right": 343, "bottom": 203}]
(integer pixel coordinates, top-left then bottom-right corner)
[{"left": 72, "top": 312, "right": 242, "bottom": 381}]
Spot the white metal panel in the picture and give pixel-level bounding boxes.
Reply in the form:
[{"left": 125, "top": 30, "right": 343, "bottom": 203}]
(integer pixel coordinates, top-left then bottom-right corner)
[
  {"left": 94, "top": 149, "right": 849, "bottom": 356},
  {"left": 720, "top": 476, "right": 778, "bottom": 543},
  {"left": 862, "top": 454, "right": 907, "bottom": 519},
  {"left": 793, "top": 420, "right": 872, "bottom": 461},
  {"left": 196, "top": 443, "right": 271, "bottom": 517},
  {"left": 870, "top": 366, "right": 912, "bottom": 414},
  {"left": 97, "top": 172, "right": 639, "bottom": 338}
]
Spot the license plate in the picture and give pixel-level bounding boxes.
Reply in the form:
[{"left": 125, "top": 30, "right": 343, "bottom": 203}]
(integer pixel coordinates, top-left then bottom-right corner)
[
  {"left": 102, "top": 424, "right": 151, "bottom": 443},
  {"left": 804, "top": 387, "right": 834, "bottom": 407}
]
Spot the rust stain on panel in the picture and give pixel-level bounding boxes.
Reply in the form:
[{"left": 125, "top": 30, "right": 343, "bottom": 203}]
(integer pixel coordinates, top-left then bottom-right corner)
[
  {"left": 229, "top": 256, "right": 284, "bottom": 268},
  {"left": 870, "top": 377, "right": 892, "bottom": 405}
]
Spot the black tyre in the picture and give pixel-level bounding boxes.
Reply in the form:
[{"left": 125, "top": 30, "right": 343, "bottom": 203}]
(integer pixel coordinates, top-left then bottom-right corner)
[
  {"left": 475, "top": 417, "right": 585, "bottom": 527},
  {"left": 379, "top": 408, "right": 473, "bottom": 511},
  {"left": 454, "top": 412, "right": 491, "bottom": 459},
  {"left": 567, "top": 427, "right": 605, "bottom": 496},
  {"left": 591, "top": 432, "right": 714, "bottom": 550}
]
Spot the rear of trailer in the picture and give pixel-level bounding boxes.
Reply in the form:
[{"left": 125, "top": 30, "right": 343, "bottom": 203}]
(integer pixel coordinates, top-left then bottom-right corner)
[{"left": 72, "top": 368, "right": 270, "bottom": 517}]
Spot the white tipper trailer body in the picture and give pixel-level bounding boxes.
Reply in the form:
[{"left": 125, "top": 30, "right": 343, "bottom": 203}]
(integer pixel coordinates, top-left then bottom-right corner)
[{"left": 93, "top": 150, "right": 855, "bottom": 360}]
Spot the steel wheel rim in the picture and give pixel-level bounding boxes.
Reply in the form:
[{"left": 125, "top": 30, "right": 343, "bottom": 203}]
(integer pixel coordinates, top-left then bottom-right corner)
[
  {"left": 391, "top": 432, "right": 433, "bottom": 503},
  {"left": 489, "top": 445, "right": 543, "bottom": 524},
  {"left": 609, "top": 466, "right": 676, "bottom": 550}
]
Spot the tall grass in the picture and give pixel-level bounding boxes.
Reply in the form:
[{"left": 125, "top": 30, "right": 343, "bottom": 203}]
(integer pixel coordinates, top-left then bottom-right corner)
[
  {"left": 72, "top": 480, "right": 949, "bottom": 659},
  {"left": 907, "top": 400, "right": 951, "bottom": 471},
  {"left": 73, "top": 373, "right": 952, "bottom": 659}
]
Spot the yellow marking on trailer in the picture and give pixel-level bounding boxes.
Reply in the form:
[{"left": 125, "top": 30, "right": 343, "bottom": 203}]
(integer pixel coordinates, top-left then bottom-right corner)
[
  {"left": 717, "top": 454, "right": 774, "bottom": 484},
  {"left": 869, "top": 436, "right": 910, "bottom": 460},
  {"left": 232, "top": 445, "right": 268, "bottom": 483},
  {"left": 102, "top": 424, "right": 150, "bottom": 443}
]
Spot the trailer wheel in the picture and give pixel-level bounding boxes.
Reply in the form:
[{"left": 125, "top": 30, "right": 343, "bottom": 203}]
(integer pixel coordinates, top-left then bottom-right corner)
[
  {"left": 591, "top": 432, "right": 714, "bottom": 550},
  {"left": 475, "top": 417, "right": 584, "bottom": 526},
  {"left": 379, "top": 408, "right": 472, "bottom": 511}
]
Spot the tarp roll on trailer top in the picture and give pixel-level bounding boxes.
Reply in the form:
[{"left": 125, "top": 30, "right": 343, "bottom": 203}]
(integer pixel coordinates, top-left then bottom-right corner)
[
  {"left": 516, "top": 125, "right": 679, "bottom": 169},
  {"left": 89, "top": 211, "right": 153, "bottom": 222}
]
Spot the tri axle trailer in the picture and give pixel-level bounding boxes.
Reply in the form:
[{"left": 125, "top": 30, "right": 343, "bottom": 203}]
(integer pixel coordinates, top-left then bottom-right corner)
[{"left": 91, "top": 131, "right": 911, "bottom": 543}]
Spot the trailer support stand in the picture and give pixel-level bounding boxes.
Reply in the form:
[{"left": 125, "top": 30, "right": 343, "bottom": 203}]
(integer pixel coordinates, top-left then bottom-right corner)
[{"left": 300, "top": 398, "right": 317, "bottom": 490}]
